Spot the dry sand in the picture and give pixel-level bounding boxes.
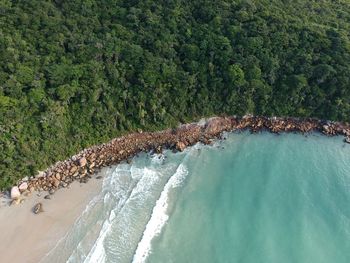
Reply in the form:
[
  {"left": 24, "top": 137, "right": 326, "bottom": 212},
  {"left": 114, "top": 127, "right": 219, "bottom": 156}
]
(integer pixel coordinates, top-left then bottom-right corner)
[{"left": 0, "top": 175, "right": 103, "bottom": 263}]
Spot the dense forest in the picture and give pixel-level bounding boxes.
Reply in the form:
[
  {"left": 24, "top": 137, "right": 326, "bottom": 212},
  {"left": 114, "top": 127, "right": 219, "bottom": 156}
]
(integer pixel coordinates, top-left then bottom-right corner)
[{"left": 1, "top": 0, "right": 350, "bottom": 188}]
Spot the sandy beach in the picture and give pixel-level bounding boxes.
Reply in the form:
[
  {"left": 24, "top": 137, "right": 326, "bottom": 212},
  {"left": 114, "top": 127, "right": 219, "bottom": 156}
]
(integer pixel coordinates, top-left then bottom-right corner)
[{"left": 0, "top": 174, "right": 103, "bottom": 263}]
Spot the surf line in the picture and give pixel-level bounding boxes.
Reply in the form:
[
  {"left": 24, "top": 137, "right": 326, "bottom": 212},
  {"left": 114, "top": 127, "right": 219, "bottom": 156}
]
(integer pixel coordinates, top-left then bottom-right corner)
[{"left": 132, "top": 163, "right": 189, "bottom": 263}]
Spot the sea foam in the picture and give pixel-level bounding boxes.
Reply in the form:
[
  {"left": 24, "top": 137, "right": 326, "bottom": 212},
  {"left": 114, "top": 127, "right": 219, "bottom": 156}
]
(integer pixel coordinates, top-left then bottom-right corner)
[{"left": 132, "top": 164, "right": 188, "bottom": 263}]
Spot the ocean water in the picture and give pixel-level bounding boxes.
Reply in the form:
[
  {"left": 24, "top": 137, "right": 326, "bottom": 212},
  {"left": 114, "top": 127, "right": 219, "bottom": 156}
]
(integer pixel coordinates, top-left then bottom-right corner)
[{"left": 41, "top": 132, "right": 350, "bottom": 263}]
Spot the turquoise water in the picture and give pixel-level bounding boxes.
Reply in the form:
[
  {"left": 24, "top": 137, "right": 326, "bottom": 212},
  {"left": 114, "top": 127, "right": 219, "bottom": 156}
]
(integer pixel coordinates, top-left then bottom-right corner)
[{"left": 42, "top": 132, "right": 350, "bottom": 263}]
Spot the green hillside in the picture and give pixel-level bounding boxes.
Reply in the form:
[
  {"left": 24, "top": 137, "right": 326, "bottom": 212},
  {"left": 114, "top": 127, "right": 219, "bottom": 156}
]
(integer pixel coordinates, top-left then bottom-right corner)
[{"left": 1, "top": 0, "right": 350, "bottom": 188}]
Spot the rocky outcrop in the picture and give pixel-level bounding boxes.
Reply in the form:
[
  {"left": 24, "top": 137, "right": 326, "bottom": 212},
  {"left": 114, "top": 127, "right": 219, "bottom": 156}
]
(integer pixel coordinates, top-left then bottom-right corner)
[{"left": 4, "top": 116, "right": 349, "bottom": 203}]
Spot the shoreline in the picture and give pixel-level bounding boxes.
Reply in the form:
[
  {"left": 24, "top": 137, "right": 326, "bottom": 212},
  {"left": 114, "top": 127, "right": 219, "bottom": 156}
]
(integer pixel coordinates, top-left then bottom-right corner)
[
  {"left": 0, "top": 169, "right": 104, "bottom": 263},
  {"left": 2, "top": 115, "right": 350, "bottom": 203},
  {"left": 0, "top": 115, "right": 349, "bottom": 262}
]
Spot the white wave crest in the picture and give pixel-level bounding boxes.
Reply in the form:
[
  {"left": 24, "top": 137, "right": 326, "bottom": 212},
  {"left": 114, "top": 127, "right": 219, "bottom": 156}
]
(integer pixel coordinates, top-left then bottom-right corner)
[
  {"left": 82, "top": 166, "right": 161, "bottom": 263},
  {"left": 132, "top": 164, "right": 188, "bottom": 263}
]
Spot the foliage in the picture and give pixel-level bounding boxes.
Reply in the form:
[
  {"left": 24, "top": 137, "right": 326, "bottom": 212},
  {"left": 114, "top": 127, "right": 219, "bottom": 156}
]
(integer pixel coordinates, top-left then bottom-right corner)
[{"left": 1, "top": 0, "right": 350, "bottom": 189}]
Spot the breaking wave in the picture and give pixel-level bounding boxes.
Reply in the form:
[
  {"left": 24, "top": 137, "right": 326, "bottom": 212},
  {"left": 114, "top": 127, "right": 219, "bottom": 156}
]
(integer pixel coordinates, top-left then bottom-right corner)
[
  {"left": 41, "top": 147, "right": 195, "bottom": 263},
  {"left": 132, "top": 164, "right": 188, "bottom": 263}
]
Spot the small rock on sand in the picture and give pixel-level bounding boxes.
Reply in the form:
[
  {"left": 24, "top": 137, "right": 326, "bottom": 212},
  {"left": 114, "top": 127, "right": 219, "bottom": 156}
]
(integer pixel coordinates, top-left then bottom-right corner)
[
  {"left": 10, "top": 199, "right": 21, "bottom": 206},
  {"left": 33, "top": 203, "right": 43, "bottom": 214}
]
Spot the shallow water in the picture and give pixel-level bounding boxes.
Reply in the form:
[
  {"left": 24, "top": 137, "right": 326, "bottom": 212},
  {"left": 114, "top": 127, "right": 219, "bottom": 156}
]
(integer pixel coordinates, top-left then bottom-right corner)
[{"left": 42, "top": 132, "right": 350, "bottom": 263}]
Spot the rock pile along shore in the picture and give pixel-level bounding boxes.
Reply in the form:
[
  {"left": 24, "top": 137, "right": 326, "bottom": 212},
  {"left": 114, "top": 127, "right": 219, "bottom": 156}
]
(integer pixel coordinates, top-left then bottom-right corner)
[{"left": 5, "top": 116, "right": 350, "bottom": 203}]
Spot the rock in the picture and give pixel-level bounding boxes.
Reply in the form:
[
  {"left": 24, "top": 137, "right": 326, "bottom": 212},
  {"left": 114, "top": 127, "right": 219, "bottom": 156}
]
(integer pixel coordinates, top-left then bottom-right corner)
[
  {"left": 69, "top": 166, "right": 78, "bottom": 174},
  {"left": 44, "top": 195, "right": 51, "bottom": 200},
  {"left": 80, "top": 178, "right": 88, "bottom": 183},
  {"left": 52, "top": 179, "right": 60, "bottom": 188},
  {"left": 205, "top": 117, "right": 231, "bottom": 135},
  {"left": 22, "top": 190, "right": 31, "bottom": 197},
  {"left": 22, "top": 176, "right": 29, "bottom": 182},
  {"left": 345, "top": 137, "right": 350, "bottom": 144},
  {"left": 55, "top": 174, "right": 61, "bottom": 180},
  {"left": 155, "top": 146, "right": 163, "bottom": 154},
  {"left": 33, "top": 203, "right": 43, "bottom": 214},
  {"left": 10, "top": 186, "right": 21, "bottom": 199},
  {"left": 10, "top": 198, "right": 21, "bottom": 206},
  {"left": 176, "top": 141, "right": 186, "bottom": 152},
  {"left": 35, "top": 171, "right": 45, "bottom": 178},
  {"left": 49, "top": 189, "right": 55, "bottom": 195},
  {"left": 96, "top": 175, "right": 103, "bottom": 179},
  {"left": 78, "top": 157, "right": 87, "bottom": 167},
  {"left": 18, "top": 182, "right": 28, "bottom": 192}
]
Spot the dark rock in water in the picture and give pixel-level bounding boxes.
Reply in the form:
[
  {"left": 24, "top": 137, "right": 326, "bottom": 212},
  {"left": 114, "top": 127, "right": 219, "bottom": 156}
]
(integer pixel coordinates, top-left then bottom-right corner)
[
  {"left": 155, "top": 146, "right": 163, "bottom": 154},
  {"left": 345, "top": 137, "right": 350, "bottom": 144},
  {"left": 33, "top": 203, "right": 43, "bottom": 214},
  {"left": 49, "top": 189, "right": 55, "bottom": 195},
  {"left": 96, "top": 176, "right": 103, "bottom": 179},
  {"left": 44, "top": 195, "right": 51, "bottom": 200}
]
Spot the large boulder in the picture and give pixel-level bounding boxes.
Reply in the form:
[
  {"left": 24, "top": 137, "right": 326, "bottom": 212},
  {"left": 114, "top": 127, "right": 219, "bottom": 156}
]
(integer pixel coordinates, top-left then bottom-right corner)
[
  {"left": 176, "top": 141, "right": 186, "bottom": 152},
  {"left": 52, "top": 178, "right": 60, "bottom": 188},
  {"left": 205, "top": 117, "right": 231, "bottom": 135},
  {"left": 18, "top": 182, "right": 28, "bottom": 192},
  {"left": 10, "top": 186, "right": 21, "bottom": 199},
  {"left": 78, "top": 157, "right": 87, "bottom": 167},
  {"left": 69, "top": 166, "right": 78, "bottom": 174},
  {"left": 35, "top": 171, "right": 45, "bottom": 178}
]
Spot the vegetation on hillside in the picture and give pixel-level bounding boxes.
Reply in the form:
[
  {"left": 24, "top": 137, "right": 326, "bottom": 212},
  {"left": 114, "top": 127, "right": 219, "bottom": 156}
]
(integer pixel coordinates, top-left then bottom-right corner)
[{"left": 1, "top": 0, "right": 350, "bottom": 188}]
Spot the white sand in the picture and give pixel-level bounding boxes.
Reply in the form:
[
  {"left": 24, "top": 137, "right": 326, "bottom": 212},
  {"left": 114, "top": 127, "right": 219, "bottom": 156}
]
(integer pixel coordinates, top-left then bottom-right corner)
[{"left": 0, "top": 176, "right": 103, "bottom": 263}]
